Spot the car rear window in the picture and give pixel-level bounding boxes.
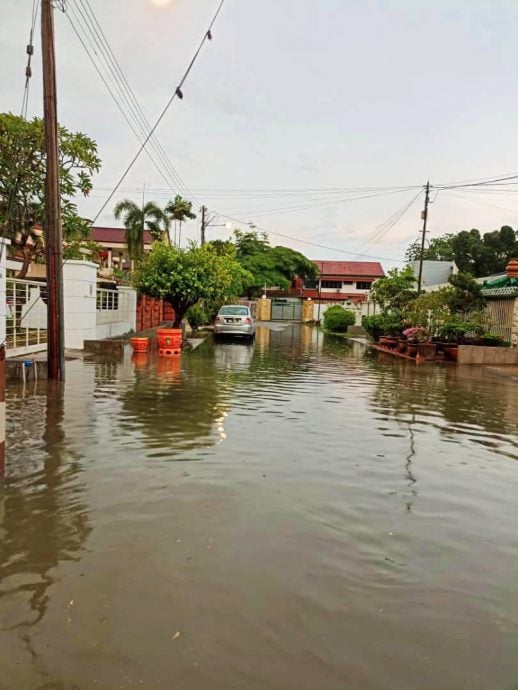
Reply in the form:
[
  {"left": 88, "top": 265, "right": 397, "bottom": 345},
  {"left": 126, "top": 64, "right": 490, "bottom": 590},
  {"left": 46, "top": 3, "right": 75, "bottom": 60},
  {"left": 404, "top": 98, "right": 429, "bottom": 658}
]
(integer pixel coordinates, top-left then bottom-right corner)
[{"left": 219, "top": 306, "right": 249, "bottom": 316}]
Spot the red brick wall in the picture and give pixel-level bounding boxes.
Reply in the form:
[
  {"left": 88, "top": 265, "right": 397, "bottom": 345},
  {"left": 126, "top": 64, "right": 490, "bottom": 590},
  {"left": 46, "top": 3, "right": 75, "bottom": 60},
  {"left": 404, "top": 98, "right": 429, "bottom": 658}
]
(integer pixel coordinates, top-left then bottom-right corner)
[{"left": 136, "top": 296, "right": 176, "bottom": 331}]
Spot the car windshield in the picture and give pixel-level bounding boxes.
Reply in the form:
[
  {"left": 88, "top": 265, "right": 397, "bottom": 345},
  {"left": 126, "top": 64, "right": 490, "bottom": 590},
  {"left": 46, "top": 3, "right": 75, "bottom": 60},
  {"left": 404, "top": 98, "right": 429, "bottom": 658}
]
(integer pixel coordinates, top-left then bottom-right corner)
[{"left": 219, "top": 306, "right": 249, "bottom": 316}]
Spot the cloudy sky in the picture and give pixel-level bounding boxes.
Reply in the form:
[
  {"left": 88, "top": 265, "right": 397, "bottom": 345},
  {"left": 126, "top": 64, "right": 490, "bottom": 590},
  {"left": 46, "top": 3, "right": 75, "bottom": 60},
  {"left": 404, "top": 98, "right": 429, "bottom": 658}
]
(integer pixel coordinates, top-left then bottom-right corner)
[{"left": 2, "top": 0, "right": 518, "bottom": 268}]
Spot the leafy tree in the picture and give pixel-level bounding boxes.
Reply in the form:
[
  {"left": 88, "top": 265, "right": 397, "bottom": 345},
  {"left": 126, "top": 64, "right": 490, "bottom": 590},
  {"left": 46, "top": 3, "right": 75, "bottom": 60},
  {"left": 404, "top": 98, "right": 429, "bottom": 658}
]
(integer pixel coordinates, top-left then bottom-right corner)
[
  {"left": 405, "top": 226, "right": 518, "bottom": 277},
  {"left": 323, "top": 306, "right": 356, "bottom": 333},
  {"left": 165, "top": 195, "right": 196, "bottom": 246},
  {"left": 0, "top": 112, "right": 100, "bottom": 266},
  {"left": 135, "top": 242, "right": 252, "bottom": 327},
  {"left": 445, "top": 272, "right": 486, "bottom": 313},
  {"left": 113, "top": 199, "right": 165, "bottom": 262},
  {"left": 371, "top": 266, "right": 417, "bottom": 311},
  {"left": 405, "top": 234, "right": 456, "bottom": 263},
  {"left": 231, "top": 230, "right": 318, "bottom": 297}
]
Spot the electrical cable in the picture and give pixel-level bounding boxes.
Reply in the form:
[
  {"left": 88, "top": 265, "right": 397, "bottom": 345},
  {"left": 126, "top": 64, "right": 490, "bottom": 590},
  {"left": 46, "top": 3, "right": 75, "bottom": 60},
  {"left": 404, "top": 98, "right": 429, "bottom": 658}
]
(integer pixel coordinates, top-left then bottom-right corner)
[
  {"left": 21, "top": 0, "right": 40, "bottom": 118},
  {"left": 92, "top": 0, "right": 225, "bottom": 223},
  {"left": 65, "top": 0, "right": 195, "bottom": 203}
]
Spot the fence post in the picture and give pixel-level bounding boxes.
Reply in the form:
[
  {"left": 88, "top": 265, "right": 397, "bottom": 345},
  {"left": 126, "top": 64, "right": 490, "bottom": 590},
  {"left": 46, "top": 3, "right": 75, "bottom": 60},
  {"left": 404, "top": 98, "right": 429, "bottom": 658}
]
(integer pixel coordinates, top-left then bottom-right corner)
[{"left": 0, "top": 238, "right": 10, "bottom": 476}]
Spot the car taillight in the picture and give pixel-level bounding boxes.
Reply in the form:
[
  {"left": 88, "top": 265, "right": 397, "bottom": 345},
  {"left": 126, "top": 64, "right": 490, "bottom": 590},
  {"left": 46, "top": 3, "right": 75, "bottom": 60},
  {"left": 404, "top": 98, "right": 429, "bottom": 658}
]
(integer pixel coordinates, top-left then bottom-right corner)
[
  {"left": 215, "top": 316, "right": 222, "bottom": 323},
  {"left": 245, "top": 317, "right": 252, "bottom": 324}
]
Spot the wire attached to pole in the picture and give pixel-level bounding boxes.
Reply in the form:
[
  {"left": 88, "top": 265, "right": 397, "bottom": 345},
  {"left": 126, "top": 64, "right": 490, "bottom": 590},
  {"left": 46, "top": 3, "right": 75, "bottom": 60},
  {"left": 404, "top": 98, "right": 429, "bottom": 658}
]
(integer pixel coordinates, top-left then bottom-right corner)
[{"left": 92, "top": 0, "right": 226, "bottom": 224}]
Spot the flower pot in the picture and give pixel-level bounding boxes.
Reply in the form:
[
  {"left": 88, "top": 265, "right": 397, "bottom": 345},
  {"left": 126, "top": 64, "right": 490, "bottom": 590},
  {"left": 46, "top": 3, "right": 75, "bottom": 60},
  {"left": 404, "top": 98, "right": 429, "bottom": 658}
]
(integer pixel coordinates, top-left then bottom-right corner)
[
  {"left": 398, "top": 338, "right": 407, "bottom": 353},
  {"left": 407, "top": 343, "right": 418, "bottom": 357},
  {"left": 130, "top": 337, "right": 149, "bottom": 353},
  {"left": 443, "top": 345, "right": 458, "bottom": 362},
  {"left": 417, "top": 342, "right": 437, "bottom": 361},
  {"left": 379, "top": 336, "right": 388, "bottom": 346},
  {"left": 157, "top": 328, "right": 182, "bottom": 356},
  {"left": 384, "top": 336, "right": 398, "bottom": 349}
]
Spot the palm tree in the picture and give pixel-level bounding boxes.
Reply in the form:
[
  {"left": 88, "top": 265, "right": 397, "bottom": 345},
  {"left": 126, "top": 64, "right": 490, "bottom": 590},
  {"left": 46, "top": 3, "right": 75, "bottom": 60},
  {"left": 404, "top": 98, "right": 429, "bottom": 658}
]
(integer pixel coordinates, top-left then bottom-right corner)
[
  {"left": 164, "top": 195, "right": 196, "bottom": 247},
  {"left": 113, "top": 199, "right": 167, "bottom": 262}
]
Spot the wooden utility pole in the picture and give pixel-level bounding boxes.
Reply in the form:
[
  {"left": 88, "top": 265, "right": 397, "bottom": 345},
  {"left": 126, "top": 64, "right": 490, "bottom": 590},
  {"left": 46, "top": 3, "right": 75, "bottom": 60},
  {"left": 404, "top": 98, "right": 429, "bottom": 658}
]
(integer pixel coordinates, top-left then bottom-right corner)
[
  {"left": 42, "top": 0, "right": 65, "bottom": 380},
  {"left": 200, "top": 205, "right": 207, "bottom": 245},
  {"left": 417, "top": 181, "right": 430, "bottom": 294}
]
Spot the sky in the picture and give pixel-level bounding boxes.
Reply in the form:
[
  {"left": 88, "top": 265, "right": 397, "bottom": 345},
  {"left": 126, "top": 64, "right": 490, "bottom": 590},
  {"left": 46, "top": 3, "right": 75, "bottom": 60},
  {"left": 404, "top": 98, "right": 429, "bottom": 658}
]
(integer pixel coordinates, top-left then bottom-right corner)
[{"left": 2, "top": 0, "right": 518, "bottom": 269}]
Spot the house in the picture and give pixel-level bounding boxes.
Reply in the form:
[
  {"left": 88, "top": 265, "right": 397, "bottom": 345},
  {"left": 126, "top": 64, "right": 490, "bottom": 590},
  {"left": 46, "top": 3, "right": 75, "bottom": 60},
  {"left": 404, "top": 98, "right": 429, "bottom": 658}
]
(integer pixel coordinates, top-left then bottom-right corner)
[
  {"left": 91, "top": 226, "right": 154, "bottom": 271},
  {"left": 294, "top": 260, "right": 385, "bottom": 304}
]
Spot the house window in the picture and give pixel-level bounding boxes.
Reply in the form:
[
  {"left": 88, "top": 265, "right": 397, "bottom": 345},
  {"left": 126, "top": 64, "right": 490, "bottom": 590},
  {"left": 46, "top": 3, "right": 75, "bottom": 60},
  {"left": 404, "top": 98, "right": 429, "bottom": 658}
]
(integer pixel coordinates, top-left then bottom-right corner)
[
  {"left": 304, "top": 279, "right": 318, "bottom": 289},
  {"left": 356, "top": 281, "right": 372, "bottom": 290},
  {"left": 342, "top": 281, "right": 353, "bottom": 285},
  {"left": 321, "top": 280, "right": 342, "bottom": 289}
]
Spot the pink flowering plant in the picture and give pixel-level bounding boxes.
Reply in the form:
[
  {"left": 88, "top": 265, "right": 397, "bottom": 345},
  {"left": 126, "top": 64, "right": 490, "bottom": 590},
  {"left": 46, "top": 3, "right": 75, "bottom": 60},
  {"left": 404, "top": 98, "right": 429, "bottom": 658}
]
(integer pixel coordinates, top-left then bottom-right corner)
[{"left": 402, "top": 326, "right": 428, "bottom": 342}]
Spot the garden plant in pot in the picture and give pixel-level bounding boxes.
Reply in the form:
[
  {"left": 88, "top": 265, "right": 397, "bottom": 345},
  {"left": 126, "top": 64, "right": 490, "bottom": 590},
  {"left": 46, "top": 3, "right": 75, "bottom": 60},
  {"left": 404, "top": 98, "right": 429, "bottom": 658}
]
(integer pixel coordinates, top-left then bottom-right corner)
[{"left": 402, "top": 326, "right": 428, "bottom": 357}]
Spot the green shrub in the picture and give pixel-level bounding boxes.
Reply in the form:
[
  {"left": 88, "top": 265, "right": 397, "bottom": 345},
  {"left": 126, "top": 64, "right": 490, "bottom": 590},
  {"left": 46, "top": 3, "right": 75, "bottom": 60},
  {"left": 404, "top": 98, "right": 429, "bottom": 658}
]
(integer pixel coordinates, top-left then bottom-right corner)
[
  {"left": 323, "top": 306, "right": 356, "bottom": 333},
  {"left": 362, "top": 314, "right": 384, "bottom": 341},
  {"left": 186, "top": 304, "right": 207, "bottom": 331}
]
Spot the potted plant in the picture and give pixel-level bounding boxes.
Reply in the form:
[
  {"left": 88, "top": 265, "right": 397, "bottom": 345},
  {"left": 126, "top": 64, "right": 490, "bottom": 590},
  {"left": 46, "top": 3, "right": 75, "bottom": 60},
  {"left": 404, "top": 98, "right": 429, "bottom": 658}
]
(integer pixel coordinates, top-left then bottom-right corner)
[
  {"left": 403, "top": 326, "right": 428, "bottom": 357},
  {"left": 382, "top": 312, "right": 403, "bottom": 349}
]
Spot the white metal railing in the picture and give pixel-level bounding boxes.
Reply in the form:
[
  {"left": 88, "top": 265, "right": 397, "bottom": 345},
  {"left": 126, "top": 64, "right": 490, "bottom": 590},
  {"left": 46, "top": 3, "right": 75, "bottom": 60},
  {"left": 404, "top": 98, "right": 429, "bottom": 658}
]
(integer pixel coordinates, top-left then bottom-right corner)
[
  {"left": 6, "top": 277, "right": 48, "bottom": 355},
  {"left": 485, "top": 298, "right": 515, "bottom": 343}
]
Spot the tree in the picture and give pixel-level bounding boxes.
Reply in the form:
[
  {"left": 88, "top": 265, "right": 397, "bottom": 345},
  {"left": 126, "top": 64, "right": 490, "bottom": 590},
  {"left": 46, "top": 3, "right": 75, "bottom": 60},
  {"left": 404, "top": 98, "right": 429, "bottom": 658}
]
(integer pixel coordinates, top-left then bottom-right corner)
[
  {"left": 371, "top": 266, "right": 417, "bottom": 311},
  {"left": 0, "top": 112, "right": 101, "bottom": 269},
  {"left": 113, "top": 199, "right": 165, "bottom": 263},
  {"left": 405, "top": 226, "right": 518, "bottom": 277},
  {"left": 135, "top": 242, "right": 251, "bottom": 327},
  {"left": 231, "top": 230, "right": 318, "bottom": 298},
  {"left": 446, "top": 272, "right": 486, "bottom": 313},
  {"left": 165, "top": 195, "right": 196, "bottom": 247}
]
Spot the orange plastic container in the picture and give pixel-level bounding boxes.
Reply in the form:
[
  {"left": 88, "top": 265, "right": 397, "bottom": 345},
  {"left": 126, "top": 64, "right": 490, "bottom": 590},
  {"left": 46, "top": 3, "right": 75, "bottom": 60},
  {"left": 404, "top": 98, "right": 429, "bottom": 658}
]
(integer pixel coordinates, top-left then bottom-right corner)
[
  {"left": 130, "top": 337, "right": 149, "bottom": 353},
  {"left": 157, "top": 328, "right": 182, "bottom": 356}
]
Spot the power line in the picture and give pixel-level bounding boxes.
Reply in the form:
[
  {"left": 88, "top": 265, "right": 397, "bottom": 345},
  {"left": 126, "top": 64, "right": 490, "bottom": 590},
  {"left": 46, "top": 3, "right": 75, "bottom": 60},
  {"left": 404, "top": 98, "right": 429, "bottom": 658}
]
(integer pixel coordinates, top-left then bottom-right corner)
[
  {"left": 213, "top": 211, "right": 406, "bottom": 263},
  {"left": 65, "top": 0, "right": 195, "bottom": 202},
  {"left": 92, "top": 0, "right": 226, "bottom": 223},
  {"left": 21, "top": 0, "right": 40, "bottom": 118}
]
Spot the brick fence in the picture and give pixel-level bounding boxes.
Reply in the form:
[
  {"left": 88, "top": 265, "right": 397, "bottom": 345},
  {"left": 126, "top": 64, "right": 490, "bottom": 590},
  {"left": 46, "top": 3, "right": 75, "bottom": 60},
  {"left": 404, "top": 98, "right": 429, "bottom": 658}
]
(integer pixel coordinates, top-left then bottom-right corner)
[{"left": 136, "top": 295, "right": 175, "bottom": 331}]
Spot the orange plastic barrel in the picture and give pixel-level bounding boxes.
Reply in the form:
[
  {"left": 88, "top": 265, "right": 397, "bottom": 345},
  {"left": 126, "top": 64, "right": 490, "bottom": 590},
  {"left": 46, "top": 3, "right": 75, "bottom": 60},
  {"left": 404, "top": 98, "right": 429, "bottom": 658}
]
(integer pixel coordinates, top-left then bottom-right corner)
[
  {"left": 130, "top": 337, "right": 149, "bottom": 353},
  {"left": 157, "top": 328, "right": 182, "bottom": 354}
]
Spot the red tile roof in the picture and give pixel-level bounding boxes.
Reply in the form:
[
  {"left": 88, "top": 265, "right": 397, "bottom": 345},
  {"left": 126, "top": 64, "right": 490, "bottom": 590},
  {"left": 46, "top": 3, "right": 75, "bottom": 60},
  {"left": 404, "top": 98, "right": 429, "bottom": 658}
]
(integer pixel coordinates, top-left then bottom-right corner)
[
  {"left": 91, "top": 226, "right": 154, "bottom": 246},
  {"left": 313, "top": 260, "right": 385, "bottom": 277}
]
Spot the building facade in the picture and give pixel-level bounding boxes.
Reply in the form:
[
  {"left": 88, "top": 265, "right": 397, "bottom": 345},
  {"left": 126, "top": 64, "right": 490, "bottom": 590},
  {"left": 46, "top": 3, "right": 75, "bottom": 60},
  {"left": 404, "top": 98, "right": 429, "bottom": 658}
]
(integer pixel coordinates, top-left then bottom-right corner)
[
  {"left": 91, "top": 227, "right": 154, "bottom": 271},
  {"left": 294, "top": 260, "right": 385, "bottom": 304}
]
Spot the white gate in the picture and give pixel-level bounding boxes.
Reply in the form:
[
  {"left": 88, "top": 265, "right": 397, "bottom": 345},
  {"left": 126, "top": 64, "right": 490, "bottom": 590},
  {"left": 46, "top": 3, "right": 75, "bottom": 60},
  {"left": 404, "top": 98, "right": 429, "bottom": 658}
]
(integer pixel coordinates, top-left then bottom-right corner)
[{"left": 6, "top": 278, "right": 48, "bottom": 356}]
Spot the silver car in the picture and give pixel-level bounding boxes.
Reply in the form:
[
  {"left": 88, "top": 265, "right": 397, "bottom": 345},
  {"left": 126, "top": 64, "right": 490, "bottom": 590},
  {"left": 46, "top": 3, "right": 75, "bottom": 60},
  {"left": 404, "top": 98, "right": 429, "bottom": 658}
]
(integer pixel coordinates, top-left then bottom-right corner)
[{"left": 214, "top": 305, "right": 256, "bottom": 341}]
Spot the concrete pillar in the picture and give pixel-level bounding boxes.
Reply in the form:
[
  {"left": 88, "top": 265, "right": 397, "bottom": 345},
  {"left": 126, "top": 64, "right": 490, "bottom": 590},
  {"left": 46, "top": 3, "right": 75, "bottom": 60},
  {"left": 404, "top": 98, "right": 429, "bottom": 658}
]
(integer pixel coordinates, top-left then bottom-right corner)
[
  {"left": 63, "top": 260, "right": 97, "bottom": 349},
  {"left": 512, "top": 297, "right": 518, "bottom": 347},
  {"left": 0, "top": 238, "right": 10, "bottom": 476},
  {"left": 256, "top": 298, "right": 271, "bottom": 321},
  {"left": 118, "top": 286, "right": 137, "bottom": 333},
  {"left": 107, "top": 248, "right": 112, "bottom": 268}
]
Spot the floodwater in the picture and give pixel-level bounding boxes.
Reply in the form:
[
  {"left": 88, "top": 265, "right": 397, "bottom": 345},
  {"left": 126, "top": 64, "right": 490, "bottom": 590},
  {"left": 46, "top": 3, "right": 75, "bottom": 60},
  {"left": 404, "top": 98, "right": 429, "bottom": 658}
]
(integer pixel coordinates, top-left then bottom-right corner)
[{"left": 2, "top": 324, "right": 518, "bottom": 690}]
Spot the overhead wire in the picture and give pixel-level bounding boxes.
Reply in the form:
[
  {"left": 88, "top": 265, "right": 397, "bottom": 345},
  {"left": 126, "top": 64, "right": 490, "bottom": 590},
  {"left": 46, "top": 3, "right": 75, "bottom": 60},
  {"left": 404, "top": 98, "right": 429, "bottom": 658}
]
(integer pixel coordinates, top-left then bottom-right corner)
[
  {"left": 92, "top": 0, "right": 226, "bottom": 223},
  {"left": 65, "top": 0, "right": 195, "bottom": 204},
  {"left": 21, "top": 0, "right": 40, "bottom": 119}
]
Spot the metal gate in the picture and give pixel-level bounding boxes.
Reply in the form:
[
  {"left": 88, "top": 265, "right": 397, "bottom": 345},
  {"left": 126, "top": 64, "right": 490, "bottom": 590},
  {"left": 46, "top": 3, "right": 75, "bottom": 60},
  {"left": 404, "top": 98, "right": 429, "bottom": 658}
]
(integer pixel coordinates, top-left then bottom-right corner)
[
  {"left": 271, "top": 298, "right": 302, "bottom": 321},
  {"left": 6, "top": 277, "right": 48, "bottom": 356}
]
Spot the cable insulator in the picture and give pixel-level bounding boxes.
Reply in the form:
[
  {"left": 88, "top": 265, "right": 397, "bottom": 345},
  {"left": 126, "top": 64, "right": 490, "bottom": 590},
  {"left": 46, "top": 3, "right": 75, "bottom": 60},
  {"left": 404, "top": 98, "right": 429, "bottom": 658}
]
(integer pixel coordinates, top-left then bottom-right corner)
[
  {"left": 207, "top": 30, "right": 212, "bottom": 40},
  {"left": 25, "top": 66, "right": 32, "bottom": 78},
  {"left": 175, "top": 87, "right": 183, "bottom": 100},
  {"left": 27, "top": 44, "right": 34, "bottom": 55}
]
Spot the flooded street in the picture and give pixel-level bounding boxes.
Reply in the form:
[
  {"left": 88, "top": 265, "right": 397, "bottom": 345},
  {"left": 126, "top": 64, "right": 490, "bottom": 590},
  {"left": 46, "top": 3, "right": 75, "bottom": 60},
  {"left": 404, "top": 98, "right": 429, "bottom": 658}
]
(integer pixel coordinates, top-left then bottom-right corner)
[{"left": 2, "top": 323, "right": 518, "bottom": 690}]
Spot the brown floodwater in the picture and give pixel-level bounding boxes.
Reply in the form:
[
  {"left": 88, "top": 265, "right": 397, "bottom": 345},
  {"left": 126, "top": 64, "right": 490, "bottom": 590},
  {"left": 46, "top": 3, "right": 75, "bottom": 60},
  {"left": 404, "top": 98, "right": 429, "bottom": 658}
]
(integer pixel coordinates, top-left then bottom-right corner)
[{"left": 2, "top": 324, "right": 518, "bottom": 690}]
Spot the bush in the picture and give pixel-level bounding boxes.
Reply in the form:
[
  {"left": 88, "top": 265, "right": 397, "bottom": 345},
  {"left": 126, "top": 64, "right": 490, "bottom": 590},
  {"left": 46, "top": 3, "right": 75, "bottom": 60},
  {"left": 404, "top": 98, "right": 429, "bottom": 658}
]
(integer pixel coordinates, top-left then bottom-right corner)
[
  {"left": 323, "top": 306, "right": 356, "bottom": 333},
  {"left": 186, "top": 304, "right": 207, "bottom": 331},
  {"left": 362, "top": 314, "right": 384, "bottom": 341}
]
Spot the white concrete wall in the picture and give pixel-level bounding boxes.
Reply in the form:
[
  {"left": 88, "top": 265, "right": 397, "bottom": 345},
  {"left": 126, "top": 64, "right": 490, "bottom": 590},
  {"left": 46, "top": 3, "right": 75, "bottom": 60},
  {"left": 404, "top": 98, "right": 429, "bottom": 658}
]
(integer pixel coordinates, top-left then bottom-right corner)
[
  {"left": 95, "top": 286, "right": 136, "bottom": 340},
  {"left": 63, "top": 260, "right": 98, "bottom": 349},
  {"left": 0, "top": 239, "right": 10, "bottom": 345},
  {"left": 314, "top": 300, "right": 377, "bottom": 325}
]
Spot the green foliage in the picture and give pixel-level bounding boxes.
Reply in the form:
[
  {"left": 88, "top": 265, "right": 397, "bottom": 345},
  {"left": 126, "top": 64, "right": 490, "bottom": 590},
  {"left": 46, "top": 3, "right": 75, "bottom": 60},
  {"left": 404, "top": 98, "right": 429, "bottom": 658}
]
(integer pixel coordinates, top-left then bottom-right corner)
[
  {"left": 63, "top": 239, "right": 101, "bottom": 261},
  {"left": 114, "top": 199, "right": 166, "bottom": 262},
  {"left": 232, "top": 230, "right": 318, "bottom": 298},
  {"left": 323, "top": 306, "right": 356, "bottom": 333},
  {"left": 371, "top": 266, "right": 417, "bottom": 311},
  {"left": 186, "top": 304, "right": 207, "bottom": 331},
  {"left": 362, "top": 314, "right": 384, "bottom": 341},
  {"left": 446, "top": 272, "right": 486, "bottom": 312},
  {"left": 381, "top": 312, "right": 405, "bottom": 336},
  {"left": 135, "top": 242, "right": 251, "bottom": 327},
  {"left": 405, "top": 226, "right": 518, "bottom": 277},
  {"left": 165, "top": 195, "right": 196, "bottom": 246},
  {"left": 0, "top": 112, "right": 100, "bottom": 244}
]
